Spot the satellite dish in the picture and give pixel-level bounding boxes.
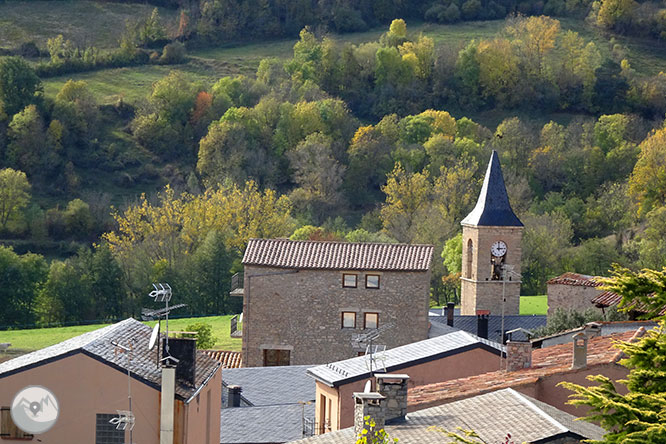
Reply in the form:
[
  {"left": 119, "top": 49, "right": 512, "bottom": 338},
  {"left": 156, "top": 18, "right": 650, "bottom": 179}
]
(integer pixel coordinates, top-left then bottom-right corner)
[
  {"left": 363, "top": 380, "right": 371, "bottom": 393},
  {"left": 148, "top": 323, "right": 160, "bottom": 351}
]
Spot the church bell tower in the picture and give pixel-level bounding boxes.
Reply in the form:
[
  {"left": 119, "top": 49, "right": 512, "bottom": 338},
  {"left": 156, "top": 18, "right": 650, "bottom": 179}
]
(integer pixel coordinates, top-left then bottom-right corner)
[{"left": 460, "top": 150, "right": 523, "bottom": 316}]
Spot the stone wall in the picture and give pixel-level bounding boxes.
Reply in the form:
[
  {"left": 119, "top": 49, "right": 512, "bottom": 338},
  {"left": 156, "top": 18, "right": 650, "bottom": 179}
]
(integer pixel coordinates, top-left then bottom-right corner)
[
  {"left": 547, "top": 283, "right": 604, "bottom": 317},
  {"left": 506, "top": 341, "right": 532, "bottom": 372},
  {"left": 241, "top": 266, "right": 431, "bottom": 367},
  {"left": 461, "top": 225, "right": 523, "bottom": 316}
]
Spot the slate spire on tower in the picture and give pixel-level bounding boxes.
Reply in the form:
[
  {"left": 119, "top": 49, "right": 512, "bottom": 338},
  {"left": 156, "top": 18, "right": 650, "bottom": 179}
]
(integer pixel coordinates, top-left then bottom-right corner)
[{"left": 461, "top": 150, "right": 523, "bottom": 227}]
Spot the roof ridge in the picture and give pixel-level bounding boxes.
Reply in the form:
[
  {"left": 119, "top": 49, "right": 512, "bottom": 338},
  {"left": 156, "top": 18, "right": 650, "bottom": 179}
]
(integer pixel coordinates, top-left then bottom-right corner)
[
  {"left": 611, "top": 327, "right": 647, "bottom": 363},
  {"left": 247, "top": 238, "right": 434, "bottom": 247}
]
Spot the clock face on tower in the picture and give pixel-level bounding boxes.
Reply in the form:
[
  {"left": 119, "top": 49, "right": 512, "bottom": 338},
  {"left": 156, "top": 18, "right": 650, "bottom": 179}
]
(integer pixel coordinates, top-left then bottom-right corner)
[{"left": 491, "top": 240, "right": 507, "bottom": 257}]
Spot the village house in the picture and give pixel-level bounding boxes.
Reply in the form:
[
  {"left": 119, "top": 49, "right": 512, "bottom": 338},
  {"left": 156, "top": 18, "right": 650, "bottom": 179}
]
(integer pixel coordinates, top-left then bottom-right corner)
[
  {"left": 307, "top": 329, "right": 505, "bottom": 432},
  {"left": 408, "top": 327, "right": 646, "bottom": 417},
  {"left": 0, "top": 318, "right": 221, "bottom": 444},
  {"left": 235, "top": 238, "right": 434, "bottom": 367},
  {"left": 288, "top": 384, "right": 604, "bottom": 444}
]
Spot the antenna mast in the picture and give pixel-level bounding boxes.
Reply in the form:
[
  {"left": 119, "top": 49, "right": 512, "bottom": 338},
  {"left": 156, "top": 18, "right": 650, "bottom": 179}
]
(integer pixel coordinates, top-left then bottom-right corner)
[{"left": 110, "top": 339, "right": 136, "bottom": 444}]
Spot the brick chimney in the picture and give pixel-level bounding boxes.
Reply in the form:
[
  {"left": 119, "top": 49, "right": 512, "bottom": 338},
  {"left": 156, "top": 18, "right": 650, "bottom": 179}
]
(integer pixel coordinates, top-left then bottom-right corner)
[
  {"left": 376, "top": 374, "right": 409, "bottom": 422},
  {"left": 506, "top": 340, "right": 532, "bottom": 372},
  {"left": 476, "top": 310, "right": 489, "bottom": 339},
  {"left": 353, "top": 392, "right": 386, "bottom": 435},
  {"left": 164, "top": 337, "right": 197, "bottom": 385},
  {"left": 228, "top": 385, "right": 242, "bottom": 407},
  {"left": 446, "top": 302, "right": 455, "bottom": 327},
  {"left": 572, "top": 332, "right": 588, "bottom": 369}
]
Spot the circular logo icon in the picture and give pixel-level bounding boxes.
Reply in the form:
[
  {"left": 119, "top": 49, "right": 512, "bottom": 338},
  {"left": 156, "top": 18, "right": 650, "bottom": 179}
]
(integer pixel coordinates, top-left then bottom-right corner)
[{"left": 11, "top": 386, "right": 59, "bottom": 434}]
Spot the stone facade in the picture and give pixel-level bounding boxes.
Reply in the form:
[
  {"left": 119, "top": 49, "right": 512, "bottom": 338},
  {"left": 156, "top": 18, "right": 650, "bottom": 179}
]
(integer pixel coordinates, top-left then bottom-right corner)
[
  {"left": 353, "top": 393, "right": 385, "bottom": 435},
  {"left": 460, "top": 225, "right": 523, "bottom": 315},
  {"left": 241, "top": 266, "right": 431, "bottom": 367},
  {"left": 547, "top": 283, "right": 604, "bottom": 317},
  {"left": 376, "top": 375, "right": 408, "bottom": 421}
]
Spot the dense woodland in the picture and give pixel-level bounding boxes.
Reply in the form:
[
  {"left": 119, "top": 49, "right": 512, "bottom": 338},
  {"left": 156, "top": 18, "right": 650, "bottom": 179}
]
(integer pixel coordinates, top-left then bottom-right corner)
[{"left": 1, "top": 5, "right": 666, "bottom": 329}]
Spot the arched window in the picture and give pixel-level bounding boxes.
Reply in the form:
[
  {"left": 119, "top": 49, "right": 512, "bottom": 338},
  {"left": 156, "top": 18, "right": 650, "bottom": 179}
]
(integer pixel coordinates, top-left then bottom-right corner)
[{"left": 466, "top": 239, "right": 473, "bottom": 279}]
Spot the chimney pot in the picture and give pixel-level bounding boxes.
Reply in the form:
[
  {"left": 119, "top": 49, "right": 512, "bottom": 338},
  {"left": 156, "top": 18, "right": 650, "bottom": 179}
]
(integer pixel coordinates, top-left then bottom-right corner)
[
  {"left": 353, "top": 392, "right": 386, "bottom": 435},
  {"left": 572, "top": 332, "right": 588, "bottom": 369},
  {"left": 506, "top": 340, "right": 532, "bottom": 372},
  {"left": 446, "top": 302, "right": 455, "bottom": 327},
  {"left": 476, "top": 311, "right": 489, "bottom": 339}
]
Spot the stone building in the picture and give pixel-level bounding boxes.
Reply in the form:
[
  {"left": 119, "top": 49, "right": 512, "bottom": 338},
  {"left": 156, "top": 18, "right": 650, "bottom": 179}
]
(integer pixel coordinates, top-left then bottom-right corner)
[
  {"left": 546, "top": 272, "right": 606, "bottom": 316},
  {"left": 236, "top": 239, "right": 433, "bottom": 367},
  {"left": 460, "top": 150, "right": 523, "bottom": 315}
]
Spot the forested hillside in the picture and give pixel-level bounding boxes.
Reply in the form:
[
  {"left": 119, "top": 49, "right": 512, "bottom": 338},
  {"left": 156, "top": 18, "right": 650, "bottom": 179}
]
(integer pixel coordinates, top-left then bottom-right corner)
[{"left": 0, "top": 0, "right": 665, "bottom": 329}]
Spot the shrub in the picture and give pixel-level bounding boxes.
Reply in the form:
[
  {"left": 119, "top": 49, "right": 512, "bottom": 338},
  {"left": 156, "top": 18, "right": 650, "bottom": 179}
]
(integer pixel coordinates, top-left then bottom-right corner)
[
  {"left": 160, "top": 41, "right": 186, "bottom": 64},
  {"left": 185, "top": 322, "right": 217, "bottom": 349}
]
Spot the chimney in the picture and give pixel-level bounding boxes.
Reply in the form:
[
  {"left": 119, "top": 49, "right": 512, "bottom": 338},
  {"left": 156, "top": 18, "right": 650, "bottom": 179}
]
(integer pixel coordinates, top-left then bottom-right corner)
[
  {"left": 160, "top": 366, "right": 175, "bottom": 444},
  {"left": 228, "top": 385, "right": 242, "bottom": 407},
  {"left": 164, "top": 337, "right": 197, "bottom": 385},
  {"left": 506, "top": 340, "right": 532, "bottom": 372},
  {"left": 572, "top": 332, "right": 588, "bottom": 369},
  {"left": 446, "top": 302, "right": 455, "bottom": 327},
  {"left": 476, "top": 310, "right": 489, "bottom": 339},
  {"left": 584, "top": 322, "right": 602, "bottom": 338},
  {"left": 375, "top": 374, "right": 409, "bottom": 422},
  {"left": 353, "top": 392, "right": 385, "bottom": 435}
]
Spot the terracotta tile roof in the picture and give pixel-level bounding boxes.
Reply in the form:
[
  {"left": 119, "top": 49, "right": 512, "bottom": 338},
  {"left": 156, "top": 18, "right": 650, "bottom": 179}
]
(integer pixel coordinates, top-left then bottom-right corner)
[
  {"left": 408, "top": 328, "right": 646, "bottom": 409},
  {"left": 243, "top": 238, "right": 433, "bottom": 271},
  {"left": 201, "top": 350, "right": 242, "bottom": 368},
  {"left": 591, "top": 291, "right": 666, "bottom": 316},
  {"left": 546, "top": 272, "right": 602, "bottom": 287}
]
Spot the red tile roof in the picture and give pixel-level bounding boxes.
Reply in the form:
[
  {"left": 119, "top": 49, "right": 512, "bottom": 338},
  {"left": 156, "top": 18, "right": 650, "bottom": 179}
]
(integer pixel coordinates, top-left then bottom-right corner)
[
  {"left": 591, "top": 291, "right": 666, "bottom": 315},
  {"left": 546, "top": 272, "right": 602, "bottom": 287},
  {"left": 243, "top": 239, "right": 434, "bottom": 271},
  {"left": 201, "top": 350, "right": 242, "bottom": 368},
  {"left": 408, "top": 328, "right": 646, "bottom": 409}
]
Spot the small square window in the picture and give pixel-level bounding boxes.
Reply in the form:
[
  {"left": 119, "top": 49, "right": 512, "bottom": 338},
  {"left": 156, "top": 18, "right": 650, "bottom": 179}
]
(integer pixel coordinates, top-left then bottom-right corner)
[
  {"left": 364, "top": 312, "right": 379, "bottom": 329},
  {"left": 341, "top": 312, "right": 356, "bottom": 328},
  {"left": 365, "top": 275, "right": 380, "bottom": 289},
  {"left": 343, "top": 274, "right": 357, "bottom": 288}
]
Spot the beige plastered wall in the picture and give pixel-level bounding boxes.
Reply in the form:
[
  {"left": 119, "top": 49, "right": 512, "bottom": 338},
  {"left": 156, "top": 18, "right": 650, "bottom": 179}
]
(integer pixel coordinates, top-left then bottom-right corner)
[
  {"left": 316, "top": 346, "right": 504, "bottom": 431},
  {"left": 182, "top": 367, "right": 221, "bottom": 444}
]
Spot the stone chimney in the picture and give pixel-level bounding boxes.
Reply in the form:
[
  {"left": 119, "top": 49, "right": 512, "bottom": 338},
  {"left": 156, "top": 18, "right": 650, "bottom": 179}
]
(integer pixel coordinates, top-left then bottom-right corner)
[
  {"left": 446, "top": 302, "right": 455, "bottom": 326},
  {"left": 572, "top": 332, "right": 588, "bottom": 369},
  {"left": 376, "top": 374, "right": 409, "bottom": 422},
  {"left": 228, "top": 385, "right": 242, "bottom": 407},
  {"left": 584, "top": 322, "right": 602, "bottom": 338},
  {"left": 506, "top": 340, "right": 532, "bottom": 372},
  {"left": 353, "top": 392, "right": 386, "bottom": 435},
  {"left": 476, "top": 310, "right": 489, "bottom": 339}
]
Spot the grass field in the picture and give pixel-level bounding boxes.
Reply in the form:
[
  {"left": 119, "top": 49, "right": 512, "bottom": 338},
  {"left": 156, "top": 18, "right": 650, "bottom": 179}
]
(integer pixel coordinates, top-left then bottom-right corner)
[
  {"left": 0, "top": 1, "right": 178, "bottom": 49},
  {"left": 0, "top": 315, "right": 241, "bottom": 352},
  {"left": 519, "top": 295, "right": 548, "bottom": 315}
]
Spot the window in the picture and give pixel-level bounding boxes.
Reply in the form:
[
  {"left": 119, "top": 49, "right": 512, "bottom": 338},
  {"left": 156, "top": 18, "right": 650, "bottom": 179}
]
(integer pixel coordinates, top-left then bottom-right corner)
[
  {"left": 365, "top": 274, "right": 380, "bottom": 289},
  {"left": 1, "top": 407, "right": 33, "bottom": 440},
  {"left": 364, "top": 312, "right": 379, "bottom": 329},
  {"left": 341, "top": 312, "right": 356, "bottom": 328},
  {"left": 263, "top": 349, "right": 290, "bottom": 366},
  {"left": 96, "top": 413, "right": 124, "bottom": 444},
  {"left": 342, "top": 274, "right": 357, "bottom": 288}
]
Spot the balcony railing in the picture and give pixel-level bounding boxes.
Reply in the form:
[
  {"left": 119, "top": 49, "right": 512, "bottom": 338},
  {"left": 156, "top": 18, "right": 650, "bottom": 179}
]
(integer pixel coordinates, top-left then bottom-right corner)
[
  {"left": 230, "top": 314, "right": 242, "bottom": 337},
  {"left": 230, "top": 272, "right": 244, "bottom": 296},
  {"left": 303, "top": 418, "right": 330, "bottom": 437}
]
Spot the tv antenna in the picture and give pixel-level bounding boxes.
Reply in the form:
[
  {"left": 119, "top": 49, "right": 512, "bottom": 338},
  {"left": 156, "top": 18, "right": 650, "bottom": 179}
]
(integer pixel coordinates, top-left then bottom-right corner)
[
  {"left": 110, "top": 339, "right": 136, "bottom": 444},
  {"left": 145, "top": 283, "right": 185, "bottom": 368},
  {"left": 351, "top": 322, "right": 394, "bottom": 375}
]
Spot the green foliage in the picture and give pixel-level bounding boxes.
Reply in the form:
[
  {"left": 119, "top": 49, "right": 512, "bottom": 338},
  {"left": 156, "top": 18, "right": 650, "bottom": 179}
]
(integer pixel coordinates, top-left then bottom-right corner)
[
  {"left": 442, "top": 233, "right": 463, "bottom": 274},
  {"left": 0, "top": 56, "right": 41, "bottom": 116},
  {"left": 185, "top": 322, "right": 217, "bottom": 349},
  {"left": 0, "top": 245, "right": 48, "bottom": 328},
  {"left": 356, "top": 416, "right": 398, "bottom": 444},
  {"left": 560, "top": 320, "right": 666, "bottom": 443},
  {"left": 533, "top": 307, "right": 627, "bottom": 337},
  {"left": 0, "top": 168, "right": 30, "bottom": 230},
  {"left": 598, "top": 265, "right": 666, "bottom": 319}
]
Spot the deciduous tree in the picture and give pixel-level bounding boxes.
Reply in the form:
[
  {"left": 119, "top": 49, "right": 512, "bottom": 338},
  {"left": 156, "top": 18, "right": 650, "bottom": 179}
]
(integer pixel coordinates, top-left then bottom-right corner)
[{"left": 0, "top": 168, "right": 30, "bottom": 229}]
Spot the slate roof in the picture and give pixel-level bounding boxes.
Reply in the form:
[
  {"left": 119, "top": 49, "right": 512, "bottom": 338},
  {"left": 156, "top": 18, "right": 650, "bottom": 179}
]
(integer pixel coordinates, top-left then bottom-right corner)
[
  {"left": 243, "top": 239, "right": 433, "bottom": 271},
  {"left": 408, "top": 328, "right": 645, "bottom": 409},
  {"left": 202, "top": 350, "right": 242, "bottom": 368},
  {"left": 461, "top": 150, "right": 523, "bottom": 227},
  {"left": 308, "top": 330, "right": 504, "bottom": 387},
  {"left": 547, "top": 272, "right": 601, "bottom": 287},
  {"left": 288, "top": 388, "right": 604, "bottom": 444},
  {"left": 429, "top": 315, "right": 547, "bottom": 343},
  {"left": 0, "top": 318, "right": 220, "bottom": 402},
  {"left": 221, "top": 403, "right": 315, "bottom": 444},
  {"left": 222, "top": 365, "right": 315, "bottom": 406}
]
